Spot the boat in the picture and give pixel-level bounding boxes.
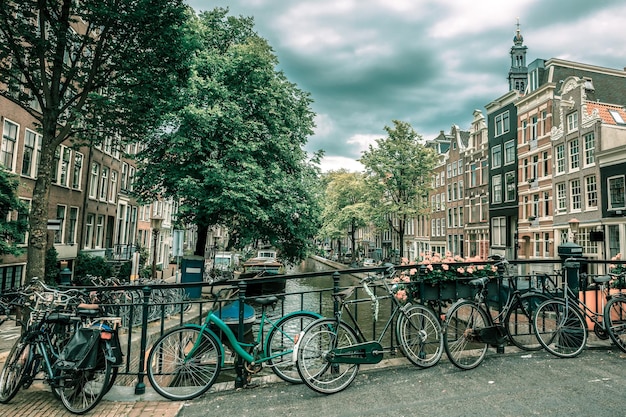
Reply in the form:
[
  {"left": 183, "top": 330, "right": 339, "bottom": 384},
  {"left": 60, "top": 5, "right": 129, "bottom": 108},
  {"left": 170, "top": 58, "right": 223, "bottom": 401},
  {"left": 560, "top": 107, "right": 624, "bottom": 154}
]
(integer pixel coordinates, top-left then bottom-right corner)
[{"left": 234, "top": 249, "right": 287, "bottom": 296}]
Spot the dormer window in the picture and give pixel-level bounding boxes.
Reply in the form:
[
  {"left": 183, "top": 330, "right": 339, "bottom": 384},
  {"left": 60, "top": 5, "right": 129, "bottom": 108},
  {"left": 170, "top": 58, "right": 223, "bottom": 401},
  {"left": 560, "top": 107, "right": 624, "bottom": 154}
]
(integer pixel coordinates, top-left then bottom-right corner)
[{"left": 567, "top": 112, "right": 578, "bottom": 132}]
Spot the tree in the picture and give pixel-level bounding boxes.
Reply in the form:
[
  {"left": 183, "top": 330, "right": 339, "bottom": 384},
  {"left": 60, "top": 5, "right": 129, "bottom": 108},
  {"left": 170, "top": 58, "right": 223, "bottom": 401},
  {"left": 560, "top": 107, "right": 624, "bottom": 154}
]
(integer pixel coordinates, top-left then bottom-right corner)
[
  {"left": 319, "top": 169, "right": 371, "bottom": 261},
  {"left": 0, "top": 1, "right": 193, "bottom": 281},
  {"left": 359, "top": 120, "right": 436, "bottom": 260},
  {"left": 0, "top": 169, "right": 28, "bottom": 258},
  {"left": 133, "top": 8, "right": 321, "bottom": 264}
]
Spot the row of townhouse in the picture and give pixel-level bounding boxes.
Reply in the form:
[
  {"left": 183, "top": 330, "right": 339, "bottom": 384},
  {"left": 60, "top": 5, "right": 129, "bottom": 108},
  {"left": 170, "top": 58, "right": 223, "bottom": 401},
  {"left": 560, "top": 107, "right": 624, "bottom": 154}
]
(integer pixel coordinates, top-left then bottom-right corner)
[
  {"left": 1, "top": 93, "right": 177, "bottom": 290},
  {"left": 355, "top": 26, "right": 626, "bottom": 271}
]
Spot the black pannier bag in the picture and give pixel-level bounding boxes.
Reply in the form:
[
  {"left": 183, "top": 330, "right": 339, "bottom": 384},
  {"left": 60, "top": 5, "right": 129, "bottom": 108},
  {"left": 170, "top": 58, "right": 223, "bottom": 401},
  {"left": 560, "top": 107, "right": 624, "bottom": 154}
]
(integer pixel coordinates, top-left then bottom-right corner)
[{"left": 54, "top": 327, "right": 101, "bottom": 370}]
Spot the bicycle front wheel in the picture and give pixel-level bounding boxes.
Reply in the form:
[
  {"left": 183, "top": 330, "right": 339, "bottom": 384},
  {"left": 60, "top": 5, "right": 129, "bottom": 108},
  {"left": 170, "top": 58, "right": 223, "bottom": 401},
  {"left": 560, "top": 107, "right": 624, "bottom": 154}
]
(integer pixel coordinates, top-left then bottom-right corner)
[
  {"left": 59, "top": 345, "right": 112, "bottom": 414},
  {"left": 604, "top": 295, "right": 626, "bottom": 353},
  {"left": 147, "top": 327, "right": 222, "bottom": 401},
  {"left": 504, "top": 292, "right": 549, "bottom": 351},
  {"left": 396, "top": 304, "right": 443, "bottom": 368},
  {"left": 296, "top": 319, "right": 360, "bottom": 395},
  {"left": 443, "top": 301, "right": 489, "bottom": 370},
  {"left": 534, "top": 299, "right": 587, "bottom": 358},
  {"left": 266, "top": 311, "right": 321, "bottom": 384},
  {"left": 0, "top": 340, "right": 31, "bottom": 403}
]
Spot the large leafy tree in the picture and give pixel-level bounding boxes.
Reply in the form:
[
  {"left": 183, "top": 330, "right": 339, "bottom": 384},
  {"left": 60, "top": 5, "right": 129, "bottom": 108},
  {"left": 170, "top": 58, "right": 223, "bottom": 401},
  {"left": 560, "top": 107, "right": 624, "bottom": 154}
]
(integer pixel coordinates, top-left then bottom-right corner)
[
  {"left": 319, "top": 169, "right": 371, "bottom": 261},
  {"left": 0, "top": 169, "right": 28, "bottom": 258},
  {"left": 134, "top": 9, "right": 321, "bottom": 263},
  {"left": 0, "top": 1, "right": 192, "bottom": 281},
  {"left": 360, "top": 120, "right": 436, "bottom": 259}
]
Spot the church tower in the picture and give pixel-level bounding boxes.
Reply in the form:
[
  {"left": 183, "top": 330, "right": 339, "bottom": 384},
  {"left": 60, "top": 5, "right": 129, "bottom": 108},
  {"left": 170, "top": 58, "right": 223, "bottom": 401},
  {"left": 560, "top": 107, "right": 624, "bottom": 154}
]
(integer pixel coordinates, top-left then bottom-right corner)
[{"left": 508, "top": 19, "right": 528, "bottom": 93}]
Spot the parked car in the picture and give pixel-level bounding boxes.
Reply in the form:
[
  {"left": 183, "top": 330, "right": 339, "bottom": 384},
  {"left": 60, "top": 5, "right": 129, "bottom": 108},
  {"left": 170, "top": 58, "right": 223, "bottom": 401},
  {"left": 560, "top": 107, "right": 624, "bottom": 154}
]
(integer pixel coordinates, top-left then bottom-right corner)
[{"left": 362, "top": 258, "right": 378, "bottom": 267}]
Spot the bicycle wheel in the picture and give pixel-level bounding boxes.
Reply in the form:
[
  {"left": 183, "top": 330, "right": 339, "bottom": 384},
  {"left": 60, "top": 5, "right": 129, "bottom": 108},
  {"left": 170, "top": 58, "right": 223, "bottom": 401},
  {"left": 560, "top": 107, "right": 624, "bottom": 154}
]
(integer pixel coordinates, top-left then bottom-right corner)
[
  {"left": 266, "top": 311, "right": 321, "bottom": 383},
  {"left": 0, "top": 340, "right": 31, "bottom": 403},
  {"left": 534, "top": 299, "right": 587, "bottom": 358},
  {"left": 504, "top": 292, "right": 549, "bottom": 351},
  {"left": 147, "top": 327, "right": 222, "bottom": 401},
  {"left": 604, "top": 295, "right": 626, "bottom": 353},
  {"left": 296, "top": 319, "right": 360, "bottom": 395},
  {"left": 59, "top": 345, "right": 112, "bottom": 414},
  {"left": 443, "top": 301, "right": 489, "bottom": 370},
  {"left": 396, "top": 304, "right": 443, "bottom": 368}
]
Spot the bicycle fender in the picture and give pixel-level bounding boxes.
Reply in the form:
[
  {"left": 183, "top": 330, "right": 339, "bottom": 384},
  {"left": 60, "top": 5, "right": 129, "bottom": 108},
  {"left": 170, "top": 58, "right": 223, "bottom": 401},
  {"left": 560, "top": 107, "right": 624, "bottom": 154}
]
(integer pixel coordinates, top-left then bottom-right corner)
[{"left": 181, "top": 324, "right": 226, "bottom": 366}]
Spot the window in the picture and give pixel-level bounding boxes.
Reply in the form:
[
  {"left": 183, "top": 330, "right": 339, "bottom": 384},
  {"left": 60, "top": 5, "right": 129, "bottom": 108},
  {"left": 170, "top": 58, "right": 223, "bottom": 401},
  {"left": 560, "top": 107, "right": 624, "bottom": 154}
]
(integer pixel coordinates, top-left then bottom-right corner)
[
  {"left": 480, "top": 197, "right": 488, "bottom": 222},
  {"left": 470, "top": 163, "right": 477, "bottom": 187},
  {"left": 504, "top": 140, "right": 515, "bottom": 164},
  {"left": 569, "top": 140, "right": 579, "bottom": 170},
  {"left": 533, "top": 194, "right": 539, "bottom": 217},
  {"left": 121, "top": 163, "right": 128, "bottom": 190},
  {"left": 534, "top": 233, "right": 541, "bottom": 257},
  {"left": 521, "top": 120, "right": 527, "bottom": 143},
  {"left": 532, "top": 155, "right": 539, "bottom": 180},
  {"left": 59, "top": 147, "right": 71, "bottom": 187},
  {"left": 495, "top": 112, "right": 510, "bottom": 136},
  {"left": 544, "top": 232, "right": 551, "bottom": 256},
  {"left": 1, "top": 120, "right": 18, "bottom": 171},
  {"left": 543, "top": 152, "right": 549, "bottom": 177},
  {"left": 100, "top": 167, "right": 108, "bottom": 201},
  {"left": 584, "top": 133, "right": 595, "bottom": 165},
  {"left": 530, "top": 116, "right": 538, "bottom": 141},
  {"left": 85, "top": 214, "right": 94, "bottom": 249},
  {"left": 68, "top": 207, "right": 78, "bottom": 244},
  {"left": 567, "top": 112, "right": 578, "bottom": 132},
  {"left": 505, "top": 171, "right": 515, "bottom": 202},
  {"left": 543, "top": 191, "right": 550, "bottom": 216},
  {"left": 492, "top": 175, "right": 502, "bottom": 204},
  {"left": 72, "top": 153, "right": 83, "bottom": 189},
  {"left": 492, "top": 217, "right": 506, "bottom": 246},
  {"left": 570, "top": 179, "right": 581, "bottom": 211},
  {"left": 21, "top": 130, "right": 40, "bottom": 177},
  {"left": 96, "top": 215, "right": 104, "bottom": 248},
  {"left": 109, "top": 170, "right": 118, "bottom": 203},
  {"left": 54, "top": 205, "right": 66, "bottom": 244},
  {"left": 481, "top": 161, "right": 488, "bottom": 185},
  {"left": 458, "top": 180, "right": 463, "bottom": 199},
  {"left": 491, "top": 145, "right": 502, "bottom": 168},
  {"left": 585, "top": 176, "right": 597, "bottom": 208},
  {"left": 556, "top": 183, "right": 567, "bottom": 212},
  {"left": 609, "top": 109, "right": 625, "bottom": 124},
  {"left": 555, "top": 144, "right": 565, "bottom": 174},
  {"left": 89, "top": 163, "right": 99, "bottom": 198},
  {"left": 608, "top": 175, "right": 625, "bottom": 210}
]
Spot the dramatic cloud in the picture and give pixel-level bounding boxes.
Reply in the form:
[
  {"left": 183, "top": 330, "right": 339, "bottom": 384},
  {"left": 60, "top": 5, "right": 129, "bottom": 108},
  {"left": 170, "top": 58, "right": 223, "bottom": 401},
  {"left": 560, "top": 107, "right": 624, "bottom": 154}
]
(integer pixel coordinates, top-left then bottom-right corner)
[{"left": 188, "top": 0, "right": 626, "bottom": 172}]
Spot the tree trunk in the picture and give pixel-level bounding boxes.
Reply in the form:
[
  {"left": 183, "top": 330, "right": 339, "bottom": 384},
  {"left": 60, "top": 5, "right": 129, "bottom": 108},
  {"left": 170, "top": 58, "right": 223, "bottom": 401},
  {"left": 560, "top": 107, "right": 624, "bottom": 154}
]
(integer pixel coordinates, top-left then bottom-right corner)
[{"left": 195, "top": 222, "right": 208, "bottom": 257}]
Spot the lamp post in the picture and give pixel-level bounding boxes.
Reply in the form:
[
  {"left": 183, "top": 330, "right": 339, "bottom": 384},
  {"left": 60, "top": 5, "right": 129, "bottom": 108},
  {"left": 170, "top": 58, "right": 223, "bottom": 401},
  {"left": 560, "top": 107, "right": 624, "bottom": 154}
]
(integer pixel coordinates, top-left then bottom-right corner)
[
  {"left": 569, "top": 218, "right": 580, "bottom": 243},
  {"left": 151, "top": 215, "right": 163, "bottom": 279}
]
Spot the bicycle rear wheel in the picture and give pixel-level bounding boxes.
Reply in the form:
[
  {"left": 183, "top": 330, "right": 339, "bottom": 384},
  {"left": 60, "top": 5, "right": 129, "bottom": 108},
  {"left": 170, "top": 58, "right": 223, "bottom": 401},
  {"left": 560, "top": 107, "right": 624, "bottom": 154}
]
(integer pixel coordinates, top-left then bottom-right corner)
[
  {"left": 396, "top": 304, "right": 443, "bottom": 368},
  {"left": 147, "top": 327, "right": 222, "bottom": 401},
  {"left": 504, "top": 292, "right": 549, "bottom": 351},
  {"left": 59, "top": 345, "right": 112, "bottom": 414},
  {"left": 604, "top": 295, "right": 626, "bottom": 353},
  {"left": 296, "top": 319, "right": 360, "bottom": 395},
  {"left": 0, "top": 340, "right": 31, "bottom": 403},
  {"left": 443, "top": 301, "right": 489, "bottom": 370},
  {"left": 266, "top": 311, "right": 321, "bottom": 383},
  {"left": 534, "top": 299, "right": 586, "bottom": 358}
]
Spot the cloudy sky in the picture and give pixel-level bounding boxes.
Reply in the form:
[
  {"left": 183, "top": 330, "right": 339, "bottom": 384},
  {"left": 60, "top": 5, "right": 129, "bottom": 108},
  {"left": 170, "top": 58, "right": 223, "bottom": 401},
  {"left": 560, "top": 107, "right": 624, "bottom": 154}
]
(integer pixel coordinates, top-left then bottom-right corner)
[{"left": 187, "top": 0, "right": 626, "bottom": 172}]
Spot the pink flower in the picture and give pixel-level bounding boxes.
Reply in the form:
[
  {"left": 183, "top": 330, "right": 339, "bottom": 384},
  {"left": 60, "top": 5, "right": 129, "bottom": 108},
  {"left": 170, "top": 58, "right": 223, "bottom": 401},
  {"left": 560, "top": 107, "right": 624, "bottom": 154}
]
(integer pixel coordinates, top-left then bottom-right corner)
[
  {"left": 395, "top": 290, "right": 407, "bottom": 302},
  {"left": 427, "top": 264, "right": 434, "bottom": 272},
  {"left": 409, "top": 268, "right": 417, "bottom": 276},
  {"left": 457, "top": 267, "right": 465, "bottom": 274},
  {"left": 477, "top": 265, "right": 485, "bottom": 270},
  {"left": 401, "top": 275, "right": 410, "bottom": 283},
  {"left": 491, "top": 265, "right": 498, "bottom": 273},
  {"left": 442, "top": 264, "right": 449, "bottom": 271},
  {"left": 466, "top": 266, "right": 475, "bottom": 274}
]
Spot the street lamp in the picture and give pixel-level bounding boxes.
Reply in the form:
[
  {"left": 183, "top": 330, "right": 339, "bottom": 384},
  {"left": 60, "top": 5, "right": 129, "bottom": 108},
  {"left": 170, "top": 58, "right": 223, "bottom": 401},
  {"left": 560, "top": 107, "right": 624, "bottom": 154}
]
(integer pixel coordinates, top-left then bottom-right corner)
[
  {"left": 568, "top": 218, "right": 580, "bottom": 243},
  {"left": 151, "top": 214, "right": 163, "bottom": 279}
]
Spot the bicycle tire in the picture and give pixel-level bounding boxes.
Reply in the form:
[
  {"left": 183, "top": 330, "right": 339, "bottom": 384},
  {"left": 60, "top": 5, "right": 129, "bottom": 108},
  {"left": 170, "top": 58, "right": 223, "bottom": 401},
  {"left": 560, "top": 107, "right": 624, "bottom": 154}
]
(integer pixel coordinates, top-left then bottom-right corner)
[
  {"left": 533, "top": 299, "right": 587, "bottom": 358},
  {"left": 59, "top": 345, "right": 112, "bottom": 414},
  {"left": 443, "top": 301, "right": 489, "bottom": 370},
  {"left": 504, "top": 292, "right": 549, "bottom": 351},
  {"left": 396, "top": 304, "right": 443, "bottom": 368},
  {"left": 147, "top": 327, "right": 222, "bottom": 401},
  {"left": 604, "top": 295, "right": 626, "bottom": 353},
  {"left": 296, "top": 319, "right": 360, "bottom": 395},
  {"left": 0, "top": 340, "right": 31, "bottom": 403},
  {"left": 266, "top": 311, "right": 321, "bottom": 384}
]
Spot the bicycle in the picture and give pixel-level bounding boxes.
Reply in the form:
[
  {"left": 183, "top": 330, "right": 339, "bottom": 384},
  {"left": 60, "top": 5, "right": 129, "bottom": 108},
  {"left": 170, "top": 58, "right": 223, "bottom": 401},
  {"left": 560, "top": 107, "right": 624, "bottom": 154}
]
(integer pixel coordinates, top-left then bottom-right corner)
[
  {"left": 0, "top": 279, "right": 121, "bottom": 414},
  {"left": 533, "top": 259, "right": 626, "bottom": 358},
  {"left": 294, "top": 266, "right": 443, "bottom": 394},
  {"left": 146, "top": 288, "right": 322, "bottom": 400},
  {"left": 442, "top": 255, "right": 550, "bottom": 370}
]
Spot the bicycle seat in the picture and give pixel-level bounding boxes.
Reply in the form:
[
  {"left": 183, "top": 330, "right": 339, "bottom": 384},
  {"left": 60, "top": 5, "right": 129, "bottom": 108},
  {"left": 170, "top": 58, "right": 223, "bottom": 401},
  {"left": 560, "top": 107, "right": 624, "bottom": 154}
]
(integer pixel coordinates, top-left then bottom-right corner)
[
  {"left": 469, "top": 277, "right": 490, "bottom": 287},
  {"left": 76, "top": 303, "right": 101, "bottom": 317},
  {"left": 593, "top": 275, "right": 611, "bottom": 284},
  {"left": 252, "top": 296, "right": 278, "bottom": 306}
]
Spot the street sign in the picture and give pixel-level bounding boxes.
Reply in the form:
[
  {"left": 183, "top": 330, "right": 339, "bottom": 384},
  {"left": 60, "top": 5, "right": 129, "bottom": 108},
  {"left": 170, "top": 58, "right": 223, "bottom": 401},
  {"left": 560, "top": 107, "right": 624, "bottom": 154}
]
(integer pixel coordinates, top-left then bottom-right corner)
[{"left": 47, "top": 219, "right": 61, "bottom": 231}]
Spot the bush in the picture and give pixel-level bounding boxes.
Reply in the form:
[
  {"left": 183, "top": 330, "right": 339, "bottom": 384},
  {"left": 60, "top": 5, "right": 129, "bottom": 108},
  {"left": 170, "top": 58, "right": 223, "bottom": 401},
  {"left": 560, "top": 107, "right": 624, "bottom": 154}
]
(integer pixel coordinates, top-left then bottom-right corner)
[{"left": 74, "top": 252, "right": 113, "bottom": 285}]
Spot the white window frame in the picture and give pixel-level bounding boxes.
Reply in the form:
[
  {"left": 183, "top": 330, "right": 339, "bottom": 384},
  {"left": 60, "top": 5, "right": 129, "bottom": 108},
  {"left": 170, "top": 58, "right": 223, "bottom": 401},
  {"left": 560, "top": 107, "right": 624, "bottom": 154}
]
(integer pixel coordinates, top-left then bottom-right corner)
[
  {"left": 608, "top": 175, "right": 626, "bottom": 211},
  {"left": 567, "top": 112, "right": 579, "bottom": 132},
  {"left": 495, "top": 111, "right": 510, "bottom": 137}
]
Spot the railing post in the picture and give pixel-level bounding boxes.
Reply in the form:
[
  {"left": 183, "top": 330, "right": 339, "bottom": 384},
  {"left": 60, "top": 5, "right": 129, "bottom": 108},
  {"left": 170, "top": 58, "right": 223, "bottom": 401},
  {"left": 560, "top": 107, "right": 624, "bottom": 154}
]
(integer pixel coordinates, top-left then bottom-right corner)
[
  {"left": 333, "top": 271, "right": 340, "bottom": 316},
  {"left": 235, "top": 280, "right": 247, "bottom": 389},
  {"left": 134, "top": 285, "right": 152, "bottom": 395}
]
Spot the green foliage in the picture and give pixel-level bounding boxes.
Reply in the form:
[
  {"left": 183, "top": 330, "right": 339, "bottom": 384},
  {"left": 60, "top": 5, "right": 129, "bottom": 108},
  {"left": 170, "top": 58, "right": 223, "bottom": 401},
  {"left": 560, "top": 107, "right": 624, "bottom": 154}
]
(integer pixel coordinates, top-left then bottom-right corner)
[
  {"left": 44, "top": 247, "right": 59, "bottom": 285},
  {"left": 359, "top": 120, "right": 437, "bottom": 257},
  {"left": 74, "top": 252, "right": 113, "bottom": 285},
  {"left": 133, "top": 8, "right": 321, "bottom": 264},
  {"left": 0, "top": 169, "right": 28, "bottom": 258}
]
